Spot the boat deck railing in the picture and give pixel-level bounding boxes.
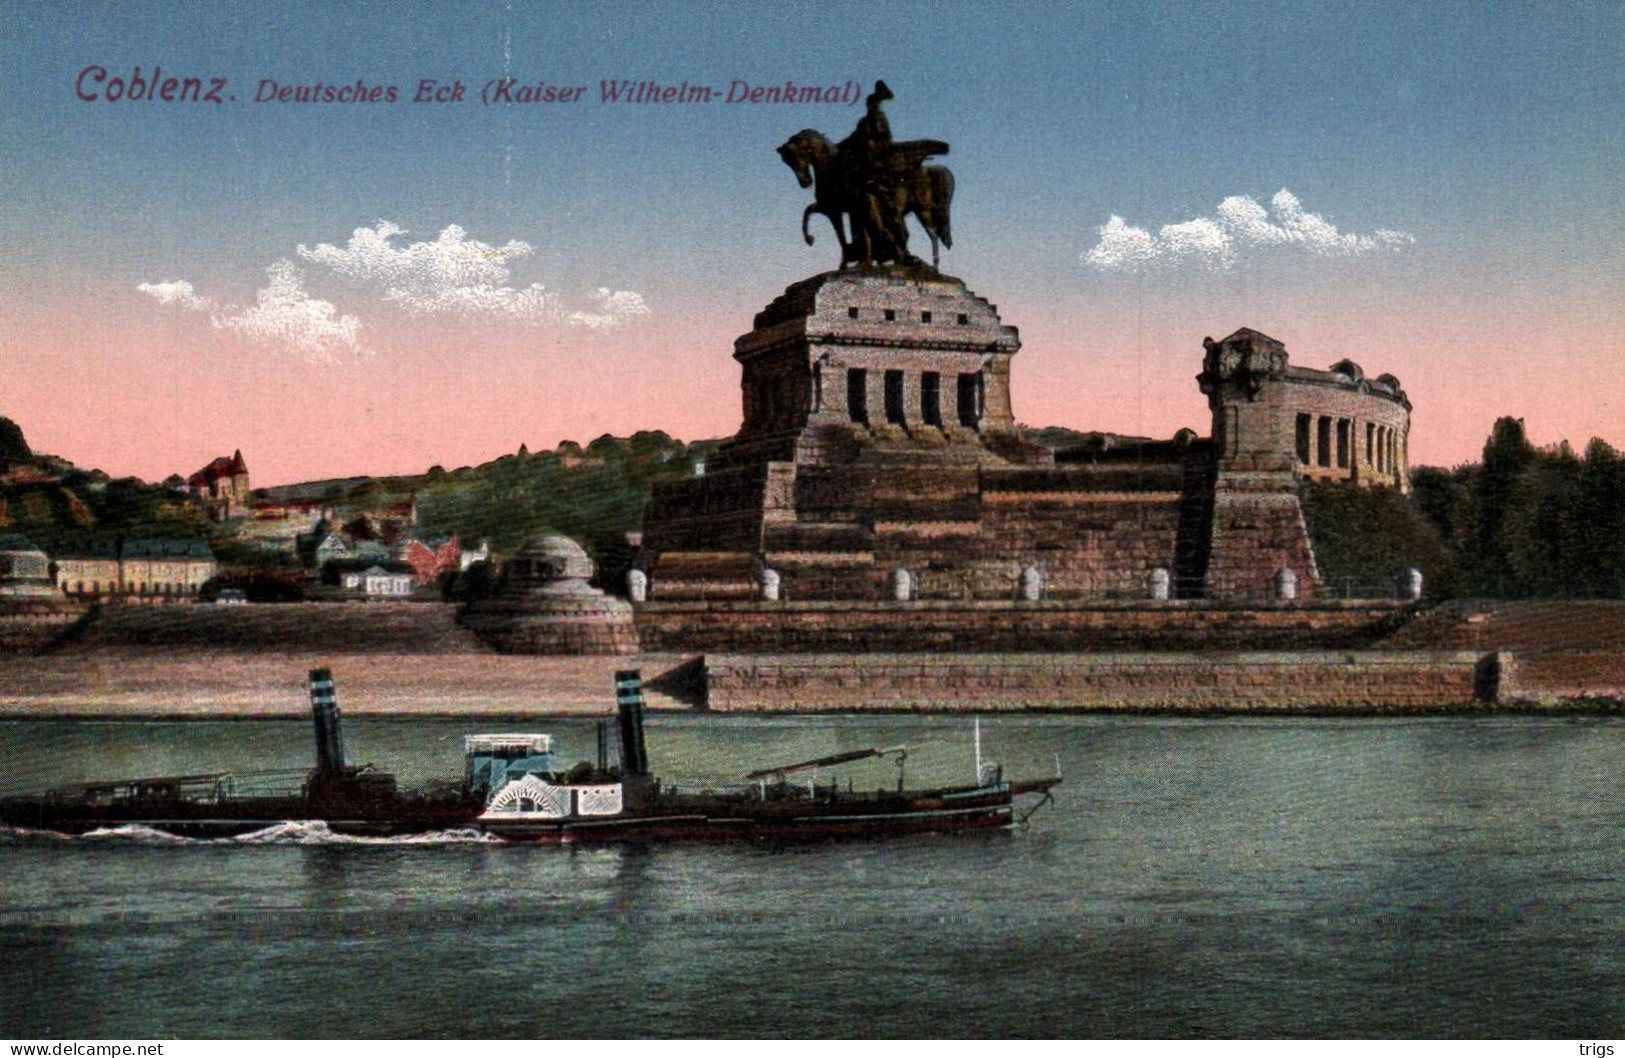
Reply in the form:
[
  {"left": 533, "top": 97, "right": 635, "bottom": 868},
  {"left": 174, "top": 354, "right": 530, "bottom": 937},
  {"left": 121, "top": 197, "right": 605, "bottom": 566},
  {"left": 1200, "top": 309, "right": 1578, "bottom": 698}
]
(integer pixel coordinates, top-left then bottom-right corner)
[
  {"left": 41, "top": 768, "right": 311, "bottom": 806},
  {"left": 656, "top": 780, "right": 988, "bottom": 804}
]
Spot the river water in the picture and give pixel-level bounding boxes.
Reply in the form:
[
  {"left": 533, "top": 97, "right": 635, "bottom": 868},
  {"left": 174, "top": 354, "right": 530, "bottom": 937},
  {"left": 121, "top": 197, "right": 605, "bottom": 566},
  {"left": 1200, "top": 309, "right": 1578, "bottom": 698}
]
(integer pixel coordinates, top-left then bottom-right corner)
[{"left": 1, "top": 714, "right": 1621, "bottom": 1038}]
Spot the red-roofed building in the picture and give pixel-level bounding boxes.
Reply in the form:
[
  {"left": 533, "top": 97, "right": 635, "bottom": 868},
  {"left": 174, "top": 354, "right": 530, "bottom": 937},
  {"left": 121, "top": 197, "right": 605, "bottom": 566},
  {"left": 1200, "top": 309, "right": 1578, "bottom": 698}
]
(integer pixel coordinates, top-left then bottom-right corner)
[
  {"left": 187, "top": 450, "right": 251, "bottom": 521},
  {"left": 384, "top": 495, "right": 418, "bottom": 526},
  {"left": 401, "top": 534, "right": 460, "bottom": 586}
]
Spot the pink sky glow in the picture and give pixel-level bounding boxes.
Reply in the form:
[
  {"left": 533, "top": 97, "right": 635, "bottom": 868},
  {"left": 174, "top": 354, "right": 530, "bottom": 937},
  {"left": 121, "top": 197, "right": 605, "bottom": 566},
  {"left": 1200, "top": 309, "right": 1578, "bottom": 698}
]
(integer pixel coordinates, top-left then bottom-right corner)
[{"left": 5, "top": 277, "right": 1620, "bottom": 487}]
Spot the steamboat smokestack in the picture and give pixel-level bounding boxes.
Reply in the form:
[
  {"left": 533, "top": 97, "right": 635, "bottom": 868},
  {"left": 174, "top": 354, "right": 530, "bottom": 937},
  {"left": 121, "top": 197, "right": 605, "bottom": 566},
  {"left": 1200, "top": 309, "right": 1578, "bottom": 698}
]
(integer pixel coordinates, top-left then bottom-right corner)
[
  {"left": 615, "top": 669, "right": 649, "bottom": 778},
  {"left": 308, "top": 667, "right": 347, "bottom": 776}
]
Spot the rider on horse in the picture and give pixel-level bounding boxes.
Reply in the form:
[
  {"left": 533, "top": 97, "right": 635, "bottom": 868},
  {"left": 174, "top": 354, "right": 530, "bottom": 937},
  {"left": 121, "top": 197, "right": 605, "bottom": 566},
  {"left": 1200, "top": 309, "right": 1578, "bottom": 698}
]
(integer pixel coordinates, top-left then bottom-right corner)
[{"left": 836, "top": 81, "right": 948, "bottom": 265}]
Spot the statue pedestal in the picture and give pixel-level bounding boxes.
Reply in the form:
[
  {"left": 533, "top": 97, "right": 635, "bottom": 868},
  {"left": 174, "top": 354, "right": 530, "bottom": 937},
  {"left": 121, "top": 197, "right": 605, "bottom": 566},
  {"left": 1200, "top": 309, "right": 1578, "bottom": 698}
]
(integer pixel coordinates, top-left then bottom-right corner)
[
  {"left": 712, "top": 267, "right": 1040, "bottom": 473},
  {"left": 639, "top": 268, "right": 1054, "bottom": 600}
]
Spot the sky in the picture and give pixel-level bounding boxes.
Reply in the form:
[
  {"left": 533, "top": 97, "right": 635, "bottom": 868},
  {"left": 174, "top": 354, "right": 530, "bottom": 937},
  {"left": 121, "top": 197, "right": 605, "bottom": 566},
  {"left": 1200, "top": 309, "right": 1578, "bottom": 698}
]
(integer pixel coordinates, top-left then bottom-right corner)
[{"left": 2, "top": 0, "right": 1621, "bottom": 486}]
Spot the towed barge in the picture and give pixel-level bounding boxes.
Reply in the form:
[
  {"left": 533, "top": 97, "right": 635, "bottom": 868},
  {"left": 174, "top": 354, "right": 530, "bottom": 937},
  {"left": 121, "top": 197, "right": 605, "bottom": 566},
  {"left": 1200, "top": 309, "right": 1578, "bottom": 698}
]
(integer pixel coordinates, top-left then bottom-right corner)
[{"left": 0, "top": 669, "right": 1059, "bottom": 842}]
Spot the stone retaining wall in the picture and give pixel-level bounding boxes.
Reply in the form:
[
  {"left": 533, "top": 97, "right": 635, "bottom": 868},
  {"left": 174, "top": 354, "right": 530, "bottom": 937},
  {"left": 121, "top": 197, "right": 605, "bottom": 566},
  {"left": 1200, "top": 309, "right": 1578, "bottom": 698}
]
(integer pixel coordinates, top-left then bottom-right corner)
[
  {"left": 636, "top": 599, "right": 1416, "bottom": 653},
  {"left": 0, "top": 600, "right": 87, "bottom": 654},
  {"left": 703, "top": 650, "right": 1489, "bottom": 712},
  {"left": 54, "top": 602, "right": 491, "bottom": 654}
]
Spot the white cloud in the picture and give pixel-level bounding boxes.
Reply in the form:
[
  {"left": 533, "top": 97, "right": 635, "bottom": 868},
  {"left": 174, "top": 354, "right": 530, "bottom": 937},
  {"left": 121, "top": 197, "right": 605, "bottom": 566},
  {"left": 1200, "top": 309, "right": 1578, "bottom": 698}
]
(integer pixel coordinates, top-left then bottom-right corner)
[
  {"left": 136, "top": 280, "right": 212, "bottom": 311},
  {"left": 136, "top": 220, "right": 647, "bottom": 360},
  {"left": 297, "top": 221, "right": 649, "bottom": 327},
  {"left": 212, "top": 261, "right": 367, "bottom": 364},
  {"left": 137, "top": 263, "right": 368, "bottom": 363},
  {"left": 1084, "top": 189, "right": 1414, "bottom": 272},
  {"left": 568, "top": 287, "right": 653, "bottom": 329}
]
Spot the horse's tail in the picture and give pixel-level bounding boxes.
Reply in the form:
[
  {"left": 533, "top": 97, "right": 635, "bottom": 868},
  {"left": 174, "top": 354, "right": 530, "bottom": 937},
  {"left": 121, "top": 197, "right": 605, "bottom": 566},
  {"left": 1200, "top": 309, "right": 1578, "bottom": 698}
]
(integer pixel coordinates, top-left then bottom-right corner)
[{"left": 933, "top": 166, "right": 955, "bottom": 249}]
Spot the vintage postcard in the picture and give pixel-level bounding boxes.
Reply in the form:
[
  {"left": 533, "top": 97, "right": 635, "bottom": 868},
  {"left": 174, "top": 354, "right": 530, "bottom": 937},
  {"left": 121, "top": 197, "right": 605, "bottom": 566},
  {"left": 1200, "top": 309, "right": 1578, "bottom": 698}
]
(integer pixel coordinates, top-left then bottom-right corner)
[{"left": 1, "top": 0, "right": 1622, "bottom": 1042}]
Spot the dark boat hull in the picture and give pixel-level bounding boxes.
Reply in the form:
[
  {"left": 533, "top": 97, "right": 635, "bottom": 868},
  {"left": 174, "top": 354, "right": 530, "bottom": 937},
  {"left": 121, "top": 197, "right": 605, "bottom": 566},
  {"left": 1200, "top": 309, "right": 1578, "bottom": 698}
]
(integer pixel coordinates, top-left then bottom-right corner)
[
  {"left": 2, "top": 781, "right": 1056, "bottom": 843},
  {"left": 478, "top": 783, "right": 1035, "bottom": 844},
  {"left": 480, "top": 804, "right": 1014, "bottom": 844}
]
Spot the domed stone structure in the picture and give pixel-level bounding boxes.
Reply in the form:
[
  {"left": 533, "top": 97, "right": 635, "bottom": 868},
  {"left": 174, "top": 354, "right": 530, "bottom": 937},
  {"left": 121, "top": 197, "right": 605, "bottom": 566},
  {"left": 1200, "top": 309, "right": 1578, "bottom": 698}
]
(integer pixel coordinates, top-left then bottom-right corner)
[
  {"left": 0, "top": 534, "right": 86, "bottom": 653},
  {"left": 0, "top": 534, "right": 58, "bottom": 598},
  {"left": 503, "top": 535, "right": 598, "bottom": 593},
  {"left": 460, "top": 534, "right": 639, "bottom": 655}
]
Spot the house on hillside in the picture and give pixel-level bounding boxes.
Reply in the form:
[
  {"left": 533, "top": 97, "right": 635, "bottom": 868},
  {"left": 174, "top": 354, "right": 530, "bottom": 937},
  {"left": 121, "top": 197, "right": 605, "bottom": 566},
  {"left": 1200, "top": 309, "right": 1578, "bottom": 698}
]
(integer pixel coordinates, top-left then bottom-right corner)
[
  {"left": 188, "top": 450, "right": 251, "bottom": 521},
  {"left": 327, "top": 557, "right": 416, "bottom": 598},
  {"left": 385, "top": 495, "right": 418, "bottom": 527}
]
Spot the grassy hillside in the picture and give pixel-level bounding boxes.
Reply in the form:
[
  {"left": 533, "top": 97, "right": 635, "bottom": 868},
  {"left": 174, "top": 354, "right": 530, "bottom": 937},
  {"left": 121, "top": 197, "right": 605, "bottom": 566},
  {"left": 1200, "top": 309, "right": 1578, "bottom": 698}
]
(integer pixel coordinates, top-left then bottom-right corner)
[
  {"left": 266, "top": 432, "right": 722, "bottom": 584},
  {"left": 1299, "top": 481, "right": 1461, "bottom": 599},
  {"left": 0, "top": 477, "right": 206, "bottom": 553}
]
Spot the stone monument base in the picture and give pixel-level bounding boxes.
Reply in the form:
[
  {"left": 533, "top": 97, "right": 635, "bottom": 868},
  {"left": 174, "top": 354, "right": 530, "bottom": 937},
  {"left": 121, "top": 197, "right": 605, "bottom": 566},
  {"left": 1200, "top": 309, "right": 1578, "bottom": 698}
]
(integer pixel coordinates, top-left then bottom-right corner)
[
  {"left": 461, "top": 594, "right": 639, "bottom": 655},
  {"left": 459, "top": 534, "right": 639, "bottom": 655}
]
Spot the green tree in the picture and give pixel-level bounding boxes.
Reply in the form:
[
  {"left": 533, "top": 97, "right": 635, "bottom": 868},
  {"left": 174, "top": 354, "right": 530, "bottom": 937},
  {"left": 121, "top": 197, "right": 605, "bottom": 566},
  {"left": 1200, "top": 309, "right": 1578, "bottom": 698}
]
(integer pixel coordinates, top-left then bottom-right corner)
[
  {"left": 1465, "top": 417, "right": 1536, "bottom": 597},
  {"left": 1575, "top": 438, "right": 1625, "bottom": 597}
]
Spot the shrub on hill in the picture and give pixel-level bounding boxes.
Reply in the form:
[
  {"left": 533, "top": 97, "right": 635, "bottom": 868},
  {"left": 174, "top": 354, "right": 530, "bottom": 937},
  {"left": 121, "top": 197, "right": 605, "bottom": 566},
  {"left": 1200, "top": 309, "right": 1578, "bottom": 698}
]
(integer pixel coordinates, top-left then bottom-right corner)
[{"left": 1299, "top": 482, "right": 1461, "bottom": 599}]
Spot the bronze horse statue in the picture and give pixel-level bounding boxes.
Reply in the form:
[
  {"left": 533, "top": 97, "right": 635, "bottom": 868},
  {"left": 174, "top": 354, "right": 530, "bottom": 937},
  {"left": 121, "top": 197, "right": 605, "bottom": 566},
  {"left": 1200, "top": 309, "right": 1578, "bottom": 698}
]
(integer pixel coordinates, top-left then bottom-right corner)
[{"left": 777, "top": 128, "right": 955, "bottom": 270}]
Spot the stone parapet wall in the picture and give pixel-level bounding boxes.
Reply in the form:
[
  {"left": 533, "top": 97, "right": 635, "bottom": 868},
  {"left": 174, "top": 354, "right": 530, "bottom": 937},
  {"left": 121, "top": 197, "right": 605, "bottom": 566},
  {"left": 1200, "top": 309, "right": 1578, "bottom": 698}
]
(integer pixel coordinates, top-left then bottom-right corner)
[
  {"left": 0, "top": 600, "right": 88, "bottom": 654},
  {"left": 973, "top": 490, "right": 1184, "bottom": 598},
  {"left": 634, "top": 598, "right": 1416, "bottom": 653},
  {"left": 49, "top": 601, "right": 492, "bottom": 654},
  {"left": 702, "top": 650, "right": 1488, "bottom": 712}
]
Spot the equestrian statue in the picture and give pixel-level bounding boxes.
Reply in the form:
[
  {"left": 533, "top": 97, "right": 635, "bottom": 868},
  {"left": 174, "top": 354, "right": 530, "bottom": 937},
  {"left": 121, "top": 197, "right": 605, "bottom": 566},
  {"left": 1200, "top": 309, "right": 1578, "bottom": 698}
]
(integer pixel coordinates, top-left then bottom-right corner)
[{"left": 776, "top": 81, "right": 955, "bottom": 270}]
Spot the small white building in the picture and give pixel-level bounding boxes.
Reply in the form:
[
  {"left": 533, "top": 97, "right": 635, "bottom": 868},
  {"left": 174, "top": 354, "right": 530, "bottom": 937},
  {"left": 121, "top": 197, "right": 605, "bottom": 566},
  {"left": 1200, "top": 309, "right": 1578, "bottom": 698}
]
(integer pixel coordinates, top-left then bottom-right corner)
[{"left": 341, "top": 564, "right": 414, "bottom": 597}]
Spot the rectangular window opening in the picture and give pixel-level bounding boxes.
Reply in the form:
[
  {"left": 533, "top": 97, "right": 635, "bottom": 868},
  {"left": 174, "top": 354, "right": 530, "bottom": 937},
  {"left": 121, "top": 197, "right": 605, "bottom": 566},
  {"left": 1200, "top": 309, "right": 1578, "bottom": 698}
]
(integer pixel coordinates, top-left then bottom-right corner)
[
  {"left": 920, "top": 311, "right": 932, "bottom": 323},
  {"left": 1336, "top": 419, "right": 1350, "bottom": 469},
  {"left": 1316, "top": 417, "right": 1332, "bottom": 468},
  {"left": 1295, "top": 413, "right": 1312, "bottom": 464},
  {"left": 846, "top": 368, "right": 868, "bottom": 424},
  {"left": 883, "top": 309, "right": 896, "bottom": 322},
  {"left": 847, "top": 306, "right": 859, "bottom": 319},
  {"left": 957, "top": 373, "right": 981, "bottom": 429},
  {"left": 921, "top": 372, "right": 941, "bottom": 427},
  {"left": 884, "top": 370, "right": 906, "bottom": 425}
]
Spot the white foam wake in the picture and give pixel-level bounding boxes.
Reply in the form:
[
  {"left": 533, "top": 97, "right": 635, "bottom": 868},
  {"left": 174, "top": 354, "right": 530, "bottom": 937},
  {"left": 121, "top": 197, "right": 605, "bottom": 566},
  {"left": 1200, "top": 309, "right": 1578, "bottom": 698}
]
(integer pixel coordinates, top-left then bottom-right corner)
[
  {"left": 1, "top": 821, "right": 500, "bottom": 846},
  {"left": 83, "top": 824, "right": 200, "bottom": 845},
  {"left": 230, "top": 820, "right": 499, "bottom": 845}
]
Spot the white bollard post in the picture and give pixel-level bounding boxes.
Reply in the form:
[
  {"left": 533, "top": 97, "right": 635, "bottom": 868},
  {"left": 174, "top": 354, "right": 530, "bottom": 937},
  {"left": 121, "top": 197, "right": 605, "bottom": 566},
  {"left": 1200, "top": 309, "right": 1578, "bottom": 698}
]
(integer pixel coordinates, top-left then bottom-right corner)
[
  {"left": 1275, "top": 567, "right": 1298, "bottom": 601},
  {"left": 1148, "top": 567, "right": 1171, "bottom": 602},
  {"left": 891, "top": 567, "right": 915, "bottom": 602},
  {"left": 1402, "top": 567, "right": 1424, "bottom": 601},
  {"left": 759, "top": 567, "right": 781, "bottom": 602},
  {"left": 1019, "top": 564, "right": 1045, "bottom": 602},
  {"left": 626, "top": 568, "right": 648, "bottom": 603}
]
